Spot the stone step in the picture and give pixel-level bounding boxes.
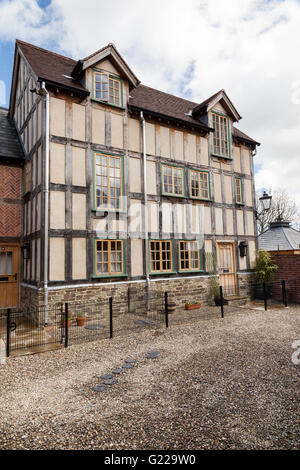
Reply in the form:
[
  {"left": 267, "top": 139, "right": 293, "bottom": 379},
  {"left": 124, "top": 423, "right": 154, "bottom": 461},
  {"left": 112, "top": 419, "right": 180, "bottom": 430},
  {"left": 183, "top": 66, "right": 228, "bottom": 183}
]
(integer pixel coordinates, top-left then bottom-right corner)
[{"left": 223, "top": 295, "right": 248, "bottom": 306}]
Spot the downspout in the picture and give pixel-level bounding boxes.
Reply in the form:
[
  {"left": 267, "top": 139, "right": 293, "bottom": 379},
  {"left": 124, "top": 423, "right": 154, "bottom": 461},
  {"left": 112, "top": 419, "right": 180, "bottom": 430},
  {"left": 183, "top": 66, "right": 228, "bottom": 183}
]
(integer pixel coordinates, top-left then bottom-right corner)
[
  {"left": 40, "top": 81, "right": 49, "bottom": 324},
  {"left": 140, "top": 111, "right": 150, "bottom": 311}
]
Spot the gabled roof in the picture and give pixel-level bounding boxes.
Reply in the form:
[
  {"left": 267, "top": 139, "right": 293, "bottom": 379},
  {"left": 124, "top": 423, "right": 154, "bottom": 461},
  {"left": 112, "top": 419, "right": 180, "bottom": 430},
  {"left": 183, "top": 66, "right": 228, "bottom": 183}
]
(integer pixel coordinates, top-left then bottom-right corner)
[
  {"left": 192, "top": 89, "right": 242, "bottom": 122},
  {"left": 259, "top": 220, "right": 300, "bottom": 251},
  {"left": 0, "top": 107, "right": 24, "bottom": 162},
  {"left": 79, "top": 43, "right": 140, "bottom": 88},
  {"left": 16, "top": 39, "right": 89, "bottom": 95},
  {"left": 9, "top": 40, "right": 259, "bottom": 146}
]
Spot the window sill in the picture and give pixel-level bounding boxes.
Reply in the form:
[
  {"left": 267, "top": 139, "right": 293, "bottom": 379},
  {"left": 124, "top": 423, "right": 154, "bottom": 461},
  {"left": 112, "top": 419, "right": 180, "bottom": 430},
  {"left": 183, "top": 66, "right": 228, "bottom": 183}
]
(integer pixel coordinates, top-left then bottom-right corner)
[
  {"left": 149, "top": 271, "right": 177, "bottom": 276},
  {"left": 161, "top": 193, "right": 187, "bottom": 199},
  {"left": 178, "top": 269, "right": 205, "bottom": 274},
  {"left": 211, "top": 154, "right": 232, "bottom": 161},
  {"left": 92, "top": 273, "right": 128, "bottom": 279},
  {"left": 91, "top": 98, "right": 125, "bottom": 110},
  {"left": 189, "top": 196, "right": 212, "bottom": 202}
]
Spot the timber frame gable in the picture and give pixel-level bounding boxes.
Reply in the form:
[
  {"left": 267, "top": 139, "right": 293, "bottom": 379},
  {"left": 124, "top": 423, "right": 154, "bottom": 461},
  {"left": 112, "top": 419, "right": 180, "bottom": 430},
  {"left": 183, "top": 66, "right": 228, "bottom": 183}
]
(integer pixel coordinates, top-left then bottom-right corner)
[{"left": 77, "top": 43, "right": 140, "bottom": 89}]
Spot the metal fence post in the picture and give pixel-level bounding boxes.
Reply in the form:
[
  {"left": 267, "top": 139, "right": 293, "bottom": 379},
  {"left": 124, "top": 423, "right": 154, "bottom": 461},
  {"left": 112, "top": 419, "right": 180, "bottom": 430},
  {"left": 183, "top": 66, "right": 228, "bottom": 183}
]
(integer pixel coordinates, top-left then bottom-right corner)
[
  {"left": 64, "top": 303, "right": 69, "bottom": 348},
  {"left": 282, "top": 280, "right": 287, "bottom": 307},
  {"left": 109, "top": 297, "right": 113, "bottom": 339},
  {"left": 60, "top": 303, "right": 64, "bottom": 344},
  {"left": 165, "top": 292, "right": 169, "bottom": 328},
  {"left": 263, "top": 283, "right": 267, "bottom": 311},
  {"left": 6, "top": 308, "right": 11, "bottom": 357},
  {"left": 219, "top": 286, "right": 224, "bottom": 318}
]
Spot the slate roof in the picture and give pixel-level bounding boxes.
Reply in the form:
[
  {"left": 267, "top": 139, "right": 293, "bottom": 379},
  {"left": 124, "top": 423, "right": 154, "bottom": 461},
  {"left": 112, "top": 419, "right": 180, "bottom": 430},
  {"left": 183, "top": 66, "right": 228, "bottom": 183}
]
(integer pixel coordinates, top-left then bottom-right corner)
[
  {"left": 258, "top": 220, "right": 300, "bottom": 251},
  {"left": 129, "top": 85, "right": 258, "bottom": 145},
  {"left": 128, "top": 84, "right": 212, "bottom": 132},
  {"left": 16, "top": 40, "right": 89, "bottom": 95},
  {"left": 0, "top": 107, "right": 24, "bottom": 162},
  {"left": 15, "top": 40, "right": 259, "bottom": 146}
]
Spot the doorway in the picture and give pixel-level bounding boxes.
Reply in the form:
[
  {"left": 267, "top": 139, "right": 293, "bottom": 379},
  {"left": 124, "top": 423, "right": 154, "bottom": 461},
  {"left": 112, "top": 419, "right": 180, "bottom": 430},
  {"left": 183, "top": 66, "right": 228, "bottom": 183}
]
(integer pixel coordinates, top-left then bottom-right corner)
[
  {"left": 216, "top": 242, "right": 237, "bottom": 296},
  {"left": 0, "top": 244, "right": 20, "bottom": 308}
]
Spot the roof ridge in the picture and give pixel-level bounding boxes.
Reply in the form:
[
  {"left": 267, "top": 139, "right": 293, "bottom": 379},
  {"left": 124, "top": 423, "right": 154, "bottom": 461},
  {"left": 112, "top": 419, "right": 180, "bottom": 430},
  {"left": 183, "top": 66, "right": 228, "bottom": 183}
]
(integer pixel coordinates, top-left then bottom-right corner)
[
  {"left": 83, "top": 42, "right": 116, "bottom": 61},
  {"left": 16, "top": 39, "right": 77, "bottom": 63},
  {"left": 281, "top": 226, "right": 294, "bottom": 249}
]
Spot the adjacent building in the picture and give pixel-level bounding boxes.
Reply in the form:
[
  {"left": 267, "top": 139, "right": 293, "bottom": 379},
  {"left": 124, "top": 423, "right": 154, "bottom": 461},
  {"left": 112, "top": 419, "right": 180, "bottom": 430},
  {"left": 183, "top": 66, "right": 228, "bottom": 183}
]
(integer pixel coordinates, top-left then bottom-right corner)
[
  {"left": 259, "top": 218, "right": 300, "bottom": 303},
  {"left": 0, "top": 106, "right": 24, "bottom": 309},
  {"left": 1, "top": 39, "right": 260, "bottom": 311}
]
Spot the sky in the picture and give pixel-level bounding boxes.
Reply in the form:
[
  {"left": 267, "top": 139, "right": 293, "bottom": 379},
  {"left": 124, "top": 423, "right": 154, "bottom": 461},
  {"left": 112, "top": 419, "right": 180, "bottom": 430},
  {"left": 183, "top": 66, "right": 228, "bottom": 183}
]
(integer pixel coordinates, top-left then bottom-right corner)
[{"left": 0, "top": 0, "right": 300, "bottom": 216}]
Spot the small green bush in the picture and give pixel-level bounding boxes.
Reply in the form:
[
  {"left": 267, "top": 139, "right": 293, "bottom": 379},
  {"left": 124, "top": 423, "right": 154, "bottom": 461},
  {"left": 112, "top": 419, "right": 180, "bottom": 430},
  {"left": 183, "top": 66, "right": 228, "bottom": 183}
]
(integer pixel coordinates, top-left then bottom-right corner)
[{"left": 254, "top": 250, "right": 278, "bottom": 284}]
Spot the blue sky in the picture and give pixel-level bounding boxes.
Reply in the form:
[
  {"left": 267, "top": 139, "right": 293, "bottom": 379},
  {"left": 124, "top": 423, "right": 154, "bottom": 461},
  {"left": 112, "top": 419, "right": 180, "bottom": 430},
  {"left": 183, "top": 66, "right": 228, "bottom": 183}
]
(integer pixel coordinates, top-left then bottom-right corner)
[
  {"left": 0, "top": 0, "right": 300, "bottom": 215},
  {"left": 0, "top": 40, "right": 15, "bottom": 107}
]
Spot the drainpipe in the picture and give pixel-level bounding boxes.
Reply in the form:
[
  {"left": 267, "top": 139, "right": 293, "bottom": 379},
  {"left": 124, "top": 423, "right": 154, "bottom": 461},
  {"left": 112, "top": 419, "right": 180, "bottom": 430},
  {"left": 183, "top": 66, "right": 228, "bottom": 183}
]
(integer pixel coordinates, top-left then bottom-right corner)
[
  {"left": 140, "top": 111, "right": 150, "bottom": 311},
  {"left": 40, "top": 81, "right": 49, "bottom": 324}
]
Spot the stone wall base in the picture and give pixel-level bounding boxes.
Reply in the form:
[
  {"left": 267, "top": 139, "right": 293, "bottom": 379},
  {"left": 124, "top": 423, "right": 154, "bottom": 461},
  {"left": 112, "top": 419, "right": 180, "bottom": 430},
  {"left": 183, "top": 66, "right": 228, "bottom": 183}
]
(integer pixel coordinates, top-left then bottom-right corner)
[{"left": 20, "top": 273, "right": 253, "bottom": 316}]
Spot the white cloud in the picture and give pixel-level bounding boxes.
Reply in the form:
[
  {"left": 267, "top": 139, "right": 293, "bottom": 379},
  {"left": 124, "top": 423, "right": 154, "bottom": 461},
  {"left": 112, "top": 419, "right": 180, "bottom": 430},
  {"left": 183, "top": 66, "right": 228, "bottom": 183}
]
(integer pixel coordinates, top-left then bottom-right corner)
[{"left": 1, "top": 0, "right": 300, "bottom": 216}]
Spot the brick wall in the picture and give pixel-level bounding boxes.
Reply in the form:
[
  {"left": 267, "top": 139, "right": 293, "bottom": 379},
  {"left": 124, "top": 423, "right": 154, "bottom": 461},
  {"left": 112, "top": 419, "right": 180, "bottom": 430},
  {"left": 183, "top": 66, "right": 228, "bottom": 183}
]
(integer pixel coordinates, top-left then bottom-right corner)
[
  {"left": 270, "top": 252, "right": 300, "bottom": 303},
  {"left": 0, "top": 163, "right": 23, "bottom": 238}
]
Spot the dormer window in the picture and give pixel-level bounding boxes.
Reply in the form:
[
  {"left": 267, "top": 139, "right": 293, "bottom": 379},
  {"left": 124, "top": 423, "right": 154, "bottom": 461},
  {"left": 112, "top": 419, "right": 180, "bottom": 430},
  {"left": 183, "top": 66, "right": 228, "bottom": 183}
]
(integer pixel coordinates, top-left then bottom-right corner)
[
  {"left": 212, "top": 112, "right": 230, "bottom": 158},
  {"left": 93, "top": 70, "right": 123, "bottom": 107}
]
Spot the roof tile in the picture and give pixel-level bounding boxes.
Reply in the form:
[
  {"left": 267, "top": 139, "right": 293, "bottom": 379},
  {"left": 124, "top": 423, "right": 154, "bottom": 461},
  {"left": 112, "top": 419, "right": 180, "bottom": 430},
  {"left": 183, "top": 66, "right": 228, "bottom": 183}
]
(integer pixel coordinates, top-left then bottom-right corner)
[{"left": 0, "top": 107, "right": 24, "bottom": 161}]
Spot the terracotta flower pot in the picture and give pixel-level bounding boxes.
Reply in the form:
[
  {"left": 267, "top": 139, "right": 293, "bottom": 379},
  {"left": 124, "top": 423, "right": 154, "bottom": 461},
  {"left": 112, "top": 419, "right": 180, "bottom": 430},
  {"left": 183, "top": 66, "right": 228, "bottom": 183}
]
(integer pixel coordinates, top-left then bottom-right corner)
[
  {"left": 62, "top": 319, "right": 71, "bottom": 328},
  {"left": 185, "top": 303, "right": 201, "bottom": 310},
  {"left": 76, "top": 317, "right": 86, "bottom": 327}
]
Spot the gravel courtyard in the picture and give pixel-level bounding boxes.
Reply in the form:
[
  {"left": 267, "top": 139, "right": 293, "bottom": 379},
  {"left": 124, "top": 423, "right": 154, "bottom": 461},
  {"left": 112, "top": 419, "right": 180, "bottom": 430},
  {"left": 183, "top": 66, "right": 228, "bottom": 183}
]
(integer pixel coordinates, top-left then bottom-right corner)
[{"left": 0, "top": 306, "right": 299, "bottom": 450}]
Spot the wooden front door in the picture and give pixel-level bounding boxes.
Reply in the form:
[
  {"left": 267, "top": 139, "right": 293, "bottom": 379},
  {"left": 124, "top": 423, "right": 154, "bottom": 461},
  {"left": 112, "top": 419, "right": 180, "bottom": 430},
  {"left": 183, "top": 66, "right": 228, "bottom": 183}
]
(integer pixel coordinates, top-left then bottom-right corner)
[
  {"left": 217, "top": 242, "right": 237, "bottom": 296},
  {"left": 0, "top": 244, "right": 20, "bottom": 308}
]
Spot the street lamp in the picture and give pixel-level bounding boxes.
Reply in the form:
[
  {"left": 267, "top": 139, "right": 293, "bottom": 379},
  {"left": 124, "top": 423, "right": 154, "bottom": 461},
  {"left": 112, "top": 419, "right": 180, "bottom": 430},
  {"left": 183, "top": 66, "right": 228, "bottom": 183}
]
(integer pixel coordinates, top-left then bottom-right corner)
[{"left": 259, "top": 191, "right": 272, "bottom": 212}]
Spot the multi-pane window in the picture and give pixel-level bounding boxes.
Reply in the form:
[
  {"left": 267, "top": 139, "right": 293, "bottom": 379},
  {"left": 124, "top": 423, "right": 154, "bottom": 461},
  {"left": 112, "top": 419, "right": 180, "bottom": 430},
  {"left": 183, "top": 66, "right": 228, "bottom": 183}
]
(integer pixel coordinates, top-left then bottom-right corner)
[
  {"left": 190, "top": 170, "right": 210, "bottom": 200},
  {"left": 93, "top": 72, "right": 121, "bottom": 106},
  {"left": 179, "top": 241, "right": 201, "bottom": 271},
  {"left": 24, "top": 160, "right": 31, "bottom": 194},
  {"left": 212, "top": 113, "right": 230, "bottom": 158},
  {"left": 94, "top": 153, "right": 122, "bottom": 210},
  {"left": 95, "top": 240, "right": 124, "bottom": 276},
  {"left": 150, "top": 240, "right": 173, "bottom": 273},
  {"left": 235, "top": 177, "right": 243, "bottom": 204},
  {"left": 162, "top": 165, "right": 184, "bottom": 196}
]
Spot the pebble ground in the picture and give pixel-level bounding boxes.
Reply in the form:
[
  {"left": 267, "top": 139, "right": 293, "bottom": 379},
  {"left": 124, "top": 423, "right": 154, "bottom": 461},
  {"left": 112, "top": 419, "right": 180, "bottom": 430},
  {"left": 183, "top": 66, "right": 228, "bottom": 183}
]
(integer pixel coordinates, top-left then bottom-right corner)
[{"left": 0, "top": 307, "right": 299, "bottom": 450}]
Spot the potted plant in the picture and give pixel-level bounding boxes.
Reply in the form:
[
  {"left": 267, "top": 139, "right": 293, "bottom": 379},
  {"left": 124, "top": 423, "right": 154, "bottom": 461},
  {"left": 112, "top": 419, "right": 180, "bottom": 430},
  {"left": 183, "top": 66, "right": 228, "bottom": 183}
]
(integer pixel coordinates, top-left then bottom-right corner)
[
  {"left": 253, "top": 250, "right": 278, "bottom": 300},
  {"left": 62, "top": 316, "right": 71, "bottom": 328},
  {"left": 76, "top": 312, "right": 86, "bottom": 327},
  {"left": 185, "top": 300, "right": 201, "bottom": 310}
]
